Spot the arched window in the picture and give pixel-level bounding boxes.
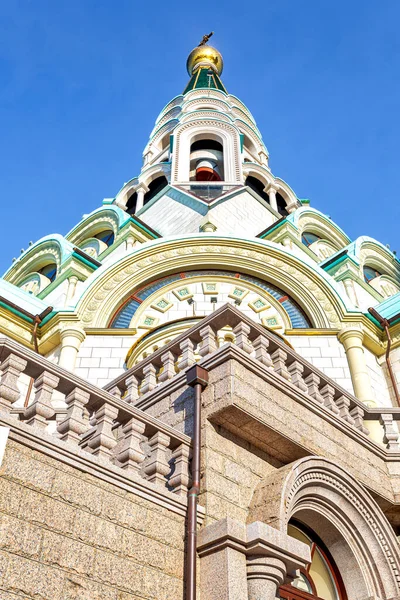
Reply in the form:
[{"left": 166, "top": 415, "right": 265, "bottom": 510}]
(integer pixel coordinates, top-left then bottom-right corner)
[
  {"left": 143, "top": 176, "right": 168, "bottom": 205},
  {"left": 245, "top": 176, "right": 270, "bottom": 203},
  {"left": 281, "top": 522, "right": 345, "bottom": 600},
  {"left": 38, "top": 263, "right": 57, "bottom": 283},
  {"left": 363, "top": 265, "right": 382, "bottom": 283},
  {"left": 190, "top": 139, "right": 224, "bottom": 181},
  {"left": 94, "top": 230, "right": 115, "bottom": 247},
  {"left": 302, "top": 232, "right": 321, "bottom": 247}
]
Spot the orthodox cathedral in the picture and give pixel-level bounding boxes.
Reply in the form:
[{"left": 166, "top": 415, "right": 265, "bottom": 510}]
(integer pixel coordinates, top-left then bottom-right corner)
[{"left": 0, "top": 39, "right": 400, "bottom": 600}]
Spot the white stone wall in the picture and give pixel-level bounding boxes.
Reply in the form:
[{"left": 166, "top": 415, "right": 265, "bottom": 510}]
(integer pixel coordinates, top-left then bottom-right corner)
[
  {"left": 140, "top": 189, "right": 275, "bottom": 237},
  {"left": 288, "top": 335, "right": 354, "bottom": 395},
  {"left": 364, "top": 347, "right": 392, "bottom": 407},
  {"left": 74, "top": 335, "right": 135, "bottom": 387},
  {"left": 207, "top": 191, "right": 275, "bottom": 236}
]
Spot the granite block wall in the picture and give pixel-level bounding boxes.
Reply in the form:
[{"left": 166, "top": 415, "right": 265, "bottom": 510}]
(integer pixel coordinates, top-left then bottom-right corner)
[{"left": 0, "top": 440, "right": 186, "bottom": 600}]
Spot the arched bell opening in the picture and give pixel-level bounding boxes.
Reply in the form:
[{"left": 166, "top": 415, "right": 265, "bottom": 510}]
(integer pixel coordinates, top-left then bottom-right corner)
[
  {"left": 126, "top": 191, "right": 137, "bottom": 215},
  {"left": 143, "top": 176, "right": 168, "bottom": 205},
  {"left": 189, "top": 138, "right": 224, "bottom": 182},
  {"left": 245, "top": 175, "right": 270, "bottom": 204},
  {"left": 277, "top": 191, "right": 289, "bottom": 216}
]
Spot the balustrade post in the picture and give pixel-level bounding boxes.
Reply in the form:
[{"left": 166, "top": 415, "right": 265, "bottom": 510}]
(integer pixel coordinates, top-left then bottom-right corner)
[
  {"left": 199, "top": 325, "right": 218, "bottom": 357},
  {"left": 57, "top": 387, "right": 90, "bottom": 444},
  {"left": 87, "top": 402, "right": 118, "bottom": 459},
  {"left": 253, "top": 336, "right": 273, "bottom": 369},
  {"left": 158, "top": 351, "right": 176, "bottom": 382},
  {"left": 108, "top": 385, "right": 122, "bottom": 400},
  {"left": 304, "top": 373, "right": 324, "bottom": 404},
  {"left": 144, "top": 431, "right": 171, "bottom": 486},
  {"left": 233, "top": 322, "right": 252, "bottom": 354},
  {"left": 287, "top": 361, "right": 308, "bottom": 393},
  {"left": 380, "top": 413, "right": 400, "bottom": 450},
  {"left": 169, "top": 444, "right": 191, "bottom": 496},
  {"left": 271, "top": 348, "right": 291, "bottom": 381},
  {"left": 320, "top": 384, "right": 340, "bottom": 414},
  {"left": 24, "top": 371, "right": 60, "bottom": 429},
  {"left": 178, "top": 338, "right": 195, "bottom": 370},
  {"left": 117, "top": 417, "right": 146, "bottom": 473},
  {"left": 349, "top": 405, "right": 369, "bottom": 434},
  {"left": 141, "top": 363, "right": 157, "bottom": 395},
  {"left": 125, "top": 374, "right": 140, "bottom": 403},
  {"left": 335, "top": 395, "right": 355, "bottom": 425},
  {"left": 0, "top": 354, "right": 27, "bottom": 413}
]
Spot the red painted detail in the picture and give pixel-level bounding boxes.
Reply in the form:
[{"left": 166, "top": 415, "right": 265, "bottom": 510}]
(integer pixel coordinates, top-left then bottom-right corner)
[
  {"left": 180, "top": 273, "right": 186, "bottom": 279},
  {"left": 278, "top": 295, "right": 289, "bottom": 303},
  {"left": 196, "top": 167, "right": 221, "bottom": 182}
]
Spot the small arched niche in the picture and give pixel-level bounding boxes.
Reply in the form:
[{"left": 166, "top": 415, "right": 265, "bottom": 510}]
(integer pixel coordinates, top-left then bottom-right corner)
[{"left": 189, "top": 135, "right": 224, "bottom": 181}]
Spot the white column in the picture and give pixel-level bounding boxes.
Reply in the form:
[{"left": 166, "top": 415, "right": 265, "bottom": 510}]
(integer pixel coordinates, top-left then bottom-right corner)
[
  {"left": 136, "top": 188, "right": 145, "bottom": 212},
  {"left": 265, "top": 185, "right": 278, "bottom": 212},
  {"left": 135, "top": 184, "right": 149, "bottom": 213},
  {"left": 65, "top": 276, "right": 79, "bottom": 306},
  {"left": 59, "top": 327, "right": 86, "bottom": 371},
  {"left": 338, "top": 326, "right": 375, "bottom": 406}
]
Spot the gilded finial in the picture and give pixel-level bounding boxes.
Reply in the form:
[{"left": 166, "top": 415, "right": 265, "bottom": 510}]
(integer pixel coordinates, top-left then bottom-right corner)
[
  {"left": 187, "top": 33, "right": 223, "bottom": 76},
  {"left": 198, "top": 32, "right": 214, "bottom": 47}
]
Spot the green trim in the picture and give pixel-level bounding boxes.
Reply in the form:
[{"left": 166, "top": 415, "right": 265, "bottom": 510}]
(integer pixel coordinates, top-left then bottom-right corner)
[
  {"left": 72, "top": 252, "right": 99, "bottom": 271},
  {"left": 240, "top": 134, "right": 244, "bottom": 152},
  {"left": 170, "top": 135, "right": 174, "bottom": 152},
  {"left": 0, "top": 301, "right": 33, "bottom": 324},
  {"left": 259, "top": 219, "right": 288, "bottom": 239}
]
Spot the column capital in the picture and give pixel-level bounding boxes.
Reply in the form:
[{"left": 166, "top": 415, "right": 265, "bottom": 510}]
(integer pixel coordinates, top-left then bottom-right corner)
[
  {"left": 338, "top": 324, "right": 364, "bottom": 346},
  {"left": 246, "top": 521, "right": 310, "bottom": 577},
  {"left": 59, "top": 326, "right": 86, "bottom": 345},
  {"left": 136, "top": 182, "right": 150, "bottom": 194},
  {"left": 197, "top": 517, "right": 247, "bottom": 557},
  {"left": 265, "top": 183, "right": 278, "bottom": 194}
]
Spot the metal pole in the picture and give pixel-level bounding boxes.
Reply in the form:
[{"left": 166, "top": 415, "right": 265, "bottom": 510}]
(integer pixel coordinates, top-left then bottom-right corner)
[{"left": 185, "top": 365, "right": 209, "bottom": 600}]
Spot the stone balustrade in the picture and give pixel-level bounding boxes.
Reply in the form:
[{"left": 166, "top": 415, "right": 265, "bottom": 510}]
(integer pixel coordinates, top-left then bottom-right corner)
[
  {"left": 0, "top": 336, "right": 191, "bottom": 496},
  {"left": 104, "top": 304, "right": 400, "bottom": 452}
]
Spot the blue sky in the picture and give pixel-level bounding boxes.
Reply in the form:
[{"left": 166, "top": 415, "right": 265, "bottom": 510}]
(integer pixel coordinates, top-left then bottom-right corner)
[{"left": 1, "top": 1, "right": 399, "bottom": 274}]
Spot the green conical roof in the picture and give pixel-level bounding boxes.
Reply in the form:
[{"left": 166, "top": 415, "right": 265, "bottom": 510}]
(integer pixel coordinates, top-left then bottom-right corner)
[{"left": 183, "top": 67, "right": 227, "bottom": 95}]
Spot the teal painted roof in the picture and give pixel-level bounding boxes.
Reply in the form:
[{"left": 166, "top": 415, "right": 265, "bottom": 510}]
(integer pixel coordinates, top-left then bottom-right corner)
[
  {"left": 376, "top": 292, "right": 400, "bottom": 323},
  {"left": 183, "top": 67, "right": 227, "bottom": 95},
  {"left": 0, "top": 279, "right": 49, "bottom": 315}
]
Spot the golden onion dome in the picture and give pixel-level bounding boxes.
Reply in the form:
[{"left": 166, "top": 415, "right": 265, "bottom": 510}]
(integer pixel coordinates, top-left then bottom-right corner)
[{"left": 186, "top": 45, "right": 224, "bottom": 76}]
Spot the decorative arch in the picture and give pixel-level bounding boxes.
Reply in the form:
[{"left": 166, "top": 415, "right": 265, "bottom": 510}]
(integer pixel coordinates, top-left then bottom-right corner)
[
  {"left": 248, "top": 457, "right": 400, "bottom": 600},
  {"left": 74, "top": 236, "right": 352, "bottom": 328},
  {"left": 356, "top": 238, "right": 400, "bottom": 284},
  {"left": 242, "top": 164, "right": 274, "bottom": 189},
  {"left": 171, "top": 120, "right": 242, "bottom": 183},
  {"left": 138, "top": 163, "right": 171, "bottom": 189},
  {"left": 66, "top": 206, "right": 125, "bottom": 248},
  {"left": 295, "top": 209, "right": 351, "bottom": 251},
  {"left": 4, "top": 235, "right": 68, "bottom": 285}
]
